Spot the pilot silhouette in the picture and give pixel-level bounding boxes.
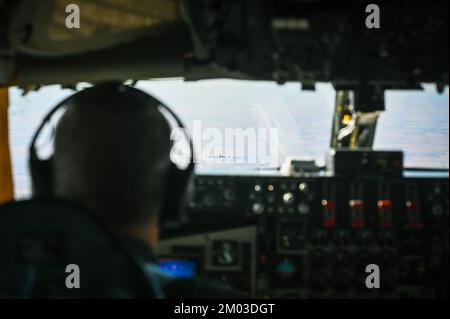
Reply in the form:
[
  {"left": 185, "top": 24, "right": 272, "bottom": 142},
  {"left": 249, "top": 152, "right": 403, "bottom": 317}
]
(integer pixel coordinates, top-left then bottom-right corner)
[{"left": 50, "top": 82, "right": 239, "bottom": 298}]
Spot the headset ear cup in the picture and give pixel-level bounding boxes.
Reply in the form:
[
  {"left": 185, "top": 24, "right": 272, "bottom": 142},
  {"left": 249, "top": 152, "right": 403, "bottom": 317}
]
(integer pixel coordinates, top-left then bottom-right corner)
[
  {"left": 29, "top": 157, "right": 54, "bottom": 198},
  {"left": 28, "top": 83, "right": 197, "bottom": 229},
  {"left": 160, "top": 162, "right": 194, "bottom": 230}
]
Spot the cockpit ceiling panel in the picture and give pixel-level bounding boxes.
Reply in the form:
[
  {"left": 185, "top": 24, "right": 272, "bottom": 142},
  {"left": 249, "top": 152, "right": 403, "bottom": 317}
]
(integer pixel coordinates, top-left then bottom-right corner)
[{"left": 23, "top": 0, "right": 180, "bottom": 55}]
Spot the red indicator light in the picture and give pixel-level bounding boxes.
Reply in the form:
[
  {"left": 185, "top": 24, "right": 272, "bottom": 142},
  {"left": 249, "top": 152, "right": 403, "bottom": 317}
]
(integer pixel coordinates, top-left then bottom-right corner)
[
  {"left": 321, "top": 199, "right": 336, "bottom": 210},
  {"left": 349, "top": 199, "right": 364, "bottom": 210},
  {"left": 324, "top": 219, "right": 336, "bottom": 228},
  {"left": 352, "top": 219, "right": 365, "bottom": 229},
  {"left": 377, "top": 199, "right": 392, "bottom": 210}
]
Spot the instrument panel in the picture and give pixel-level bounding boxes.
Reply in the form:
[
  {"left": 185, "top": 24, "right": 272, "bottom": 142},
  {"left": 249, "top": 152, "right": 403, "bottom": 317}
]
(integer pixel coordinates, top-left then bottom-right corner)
[{"left": 160, "top": 172, "right": 449, "bottom": 298}]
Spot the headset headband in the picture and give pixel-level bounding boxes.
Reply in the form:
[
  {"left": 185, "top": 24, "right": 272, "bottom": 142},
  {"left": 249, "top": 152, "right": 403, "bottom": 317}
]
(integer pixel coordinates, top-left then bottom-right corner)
[{"left": 29, "top": 83, "right": 195, "bottom": 169}]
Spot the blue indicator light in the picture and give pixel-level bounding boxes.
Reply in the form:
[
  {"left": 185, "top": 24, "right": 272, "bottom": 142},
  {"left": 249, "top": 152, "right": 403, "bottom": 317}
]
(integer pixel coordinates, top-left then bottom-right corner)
[{"left": 158, "top": 259, "right": 197, "bottom": 278}]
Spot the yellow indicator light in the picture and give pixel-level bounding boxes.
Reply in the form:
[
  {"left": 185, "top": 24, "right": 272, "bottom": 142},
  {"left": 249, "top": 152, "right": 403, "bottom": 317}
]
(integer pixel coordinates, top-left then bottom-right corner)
[{"left": 342, "top": 114, "right": 352, "bottom": 124}]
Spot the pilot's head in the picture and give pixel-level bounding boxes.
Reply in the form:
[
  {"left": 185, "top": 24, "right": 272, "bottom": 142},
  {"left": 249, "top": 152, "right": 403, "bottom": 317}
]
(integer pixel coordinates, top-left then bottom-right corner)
[{"left": 53, "top": 82, "right": 171, "bottom": 245}]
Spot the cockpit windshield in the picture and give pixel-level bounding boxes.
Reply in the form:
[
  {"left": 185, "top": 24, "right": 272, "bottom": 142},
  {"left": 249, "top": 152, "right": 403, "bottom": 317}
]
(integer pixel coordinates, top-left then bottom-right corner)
[{"left": 8, "top": 80, "right": 449, "bottom": 198}]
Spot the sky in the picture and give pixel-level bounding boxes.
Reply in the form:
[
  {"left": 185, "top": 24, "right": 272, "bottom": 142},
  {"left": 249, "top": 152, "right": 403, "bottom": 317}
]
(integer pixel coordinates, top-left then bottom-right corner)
[{"left": 7, "top": 79, "right": 449, "bottom": 198}]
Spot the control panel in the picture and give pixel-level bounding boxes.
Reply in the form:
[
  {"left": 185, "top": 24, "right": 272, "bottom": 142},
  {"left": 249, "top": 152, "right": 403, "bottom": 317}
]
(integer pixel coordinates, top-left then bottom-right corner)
[
  {"left": 163, "top": 173, "right": 449, "bottom": 298},
  {"left": 157, "top": 227, "right": 256, "bottom": 298}
]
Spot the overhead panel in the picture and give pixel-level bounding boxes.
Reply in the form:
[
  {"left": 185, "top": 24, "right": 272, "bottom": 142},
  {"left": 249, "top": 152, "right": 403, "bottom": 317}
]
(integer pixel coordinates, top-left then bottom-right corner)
[{"left": 23, "top": 0, "right": 180, "bottom": 55}]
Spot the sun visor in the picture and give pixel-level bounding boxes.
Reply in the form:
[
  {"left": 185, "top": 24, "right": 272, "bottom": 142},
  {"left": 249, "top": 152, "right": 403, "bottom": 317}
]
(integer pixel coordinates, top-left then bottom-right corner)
[{"left": 20, "top": 0, "right": 180, "bottom": 55}]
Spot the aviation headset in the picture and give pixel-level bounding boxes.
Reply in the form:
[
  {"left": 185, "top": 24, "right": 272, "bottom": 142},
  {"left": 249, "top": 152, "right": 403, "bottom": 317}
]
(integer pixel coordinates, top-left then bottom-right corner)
[{"left": 29, "top": 82, "right": 195, "bottom": 229}]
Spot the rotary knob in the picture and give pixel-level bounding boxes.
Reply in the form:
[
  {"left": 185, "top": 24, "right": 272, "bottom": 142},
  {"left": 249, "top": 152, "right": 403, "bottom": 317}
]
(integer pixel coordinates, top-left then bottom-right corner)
[
  {"left": 283, "top": 192, "right": 295, "bottom": 205},
  {"left": 299, "top": 182, "right": 315, "bottom": 200},
  {"left": 299, "top": 182, "right": 309, "bottom": 193},
  {"left": 432, "top": 204, "right": 444, "bottom": 216},
  {"left": 224, "top": 189, "right": 236, "bottom": 201},
  {"left": 298, "top": 202, "right": 310, "bottom": 215},
  {"left": 252, "top": 202, "right": 265, "bottom": 215},
  {"left": 203, "top": 195, "right": 215, "bottom": 207}
]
